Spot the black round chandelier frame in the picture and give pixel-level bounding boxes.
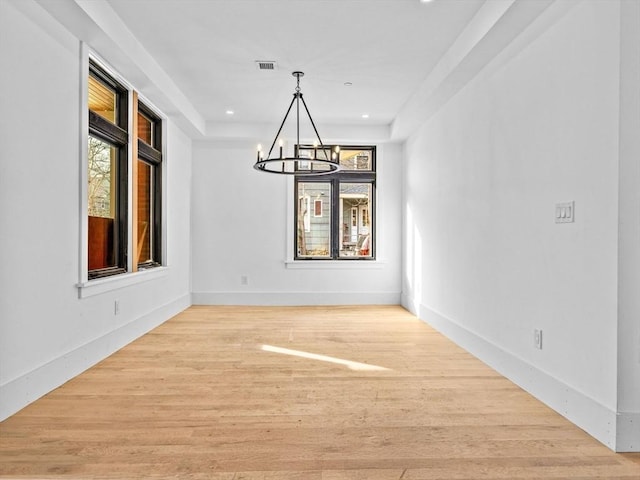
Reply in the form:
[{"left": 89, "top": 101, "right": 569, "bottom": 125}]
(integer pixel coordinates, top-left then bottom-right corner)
[{"left": 254, "top": 71, "right": 341, "bottom": 176}]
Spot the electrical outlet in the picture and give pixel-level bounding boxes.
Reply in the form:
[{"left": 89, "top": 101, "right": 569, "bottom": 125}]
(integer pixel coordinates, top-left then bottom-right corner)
[
  {"left": 555, "top": 201, "right": 575, "bottom": 223},
  {"left": 534, "top": 329, "right": 543, "bottom": 349},
  {"left": 240, "top": 275, "right": 248, "bottom": 286},
  {"left": 114, "top": 300, "right": 120, "bottom": 315}
]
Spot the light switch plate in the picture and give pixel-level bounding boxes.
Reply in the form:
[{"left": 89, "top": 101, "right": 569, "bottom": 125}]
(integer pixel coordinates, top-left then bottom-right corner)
[
  {"left": 534, "top": 329, "right": 543, "bottom": 349},
  {"left": 555, "top": 201, "right": 575, "bottom": 223}
]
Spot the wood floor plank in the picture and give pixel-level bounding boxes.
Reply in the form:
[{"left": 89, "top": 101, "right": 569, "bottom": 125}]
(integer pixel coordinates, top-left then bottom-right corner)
[{"left": 1, "top": 305, "right": 638, "bottom": 479}]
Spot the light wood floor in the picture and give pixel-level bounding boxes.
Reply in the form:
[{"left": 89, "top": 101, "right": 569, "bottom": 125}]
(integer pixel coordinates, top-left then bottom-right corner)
[{"left": 1, "top": 305, "right": 638, "bottom": 479}]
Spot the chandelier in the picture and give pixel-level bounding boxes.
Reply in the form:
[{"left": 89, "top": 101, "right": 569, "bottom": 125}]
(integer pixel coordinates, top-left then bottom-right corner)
[{"left": 254, "top": 71, "right": 341, "bottom": 175}]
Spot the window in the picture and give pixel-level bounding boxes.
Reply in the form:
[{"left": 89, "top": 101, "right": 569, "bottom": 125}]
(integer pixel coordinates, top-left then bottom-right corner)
[
  {"left": 88, "top": 63, "right": 128, "bottom": 278},
  {"left": 295, "top": 146, "right": 375, "bottom": 260},
  {"left": 135, "top": 103, "right": 162, "bottom": 268},
  {"left": 87, "top": 60, "right": 163, "bottom": 280}
]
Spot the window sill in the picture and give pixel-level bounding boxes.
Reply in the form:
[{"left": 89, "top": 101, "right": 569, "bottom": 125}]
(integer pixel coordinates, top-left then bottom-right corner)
[
  {"left": 77, "top": 266, "right": 169, "bottom": 298},
  {"left": 285, "top": 260, "right": 385, "bottom": 270}
]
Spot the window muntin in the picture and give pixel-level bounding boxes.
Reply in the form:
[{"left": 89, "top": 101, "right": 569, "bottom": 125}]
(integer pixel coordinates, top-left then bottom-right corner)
[{"left": 294, "top": 145, "right": 376, "bottom": 260}]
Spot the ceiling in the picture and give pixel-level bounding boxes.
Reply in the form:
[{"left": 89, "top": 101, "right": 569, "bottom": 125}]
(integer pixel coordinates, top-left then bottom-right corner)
[
  {"left": 105, "top": 0, "right": 485, "bottom": 129},
  {"left": 34, "top": 0, "right": 560, "bottom": 140}
]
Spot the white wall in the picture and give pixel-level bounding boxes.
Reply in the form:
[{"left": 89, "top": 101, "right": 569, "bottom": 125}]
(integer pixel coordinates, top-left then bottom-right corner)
[
  {"left": 0, "top": 0, "right": 192, "bottom": 420},
  {"left": 616, "top": 0, "right": 640, "bottom": 451},
  {"left": 191, "top": 140, "right": 402, "bottom": 305},
  {"left": 402, "top": 0, "right": 636, "bottom": 451}
]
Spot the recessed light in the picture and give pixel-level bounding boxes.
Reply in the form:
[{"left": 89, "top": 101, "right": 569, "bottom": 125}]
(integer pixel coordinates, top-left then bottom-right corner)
[
  {"left": 226, "top": 110, "right": 234, "bottom": 115},
  {"left": 344, "top": 82, "right": 353, "bottom": 87},
  {"left": 361, "top": 114, "right": 369, "bottom": 119}
]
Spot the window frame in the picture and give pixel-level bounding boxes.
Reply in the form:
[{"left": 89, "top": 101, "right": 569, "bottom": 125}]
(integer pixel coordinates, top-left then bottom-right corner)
[
  {"left": 136, "top": 101, "right": 163, "bottom": 269},
  {"left": 87, "top": 61, "right": 129, "bottom": 280},
  {"left": 84, "top": 53, "right": 166, "bottom": 285},
  {"left": 294, "top": 145, "right": 376, "bottom": 261}
]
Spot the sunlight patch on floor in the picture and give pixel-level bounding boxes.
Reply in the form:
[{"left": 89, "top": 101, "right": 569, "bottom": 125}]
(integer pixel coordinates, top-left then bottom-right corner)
[{"left": 260, "top": 344, "right": 390, "bottom": 371}]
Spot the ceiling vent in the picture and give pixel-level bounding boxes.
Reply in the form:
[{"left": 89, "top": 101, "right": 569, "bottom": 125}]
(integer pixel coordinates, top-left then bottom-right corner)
[{"left": 256, "top": 60, "right": 277, "bottom": 71}]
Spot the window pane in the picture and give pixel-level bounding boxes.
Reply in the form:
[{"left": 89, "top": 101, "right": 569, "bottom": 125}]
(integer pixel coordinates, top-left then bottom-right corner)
[
  {"left": 137, "top": 160, "right": 153, "bottom": 264},
  {"left": 339, "top": 149, "right": 372, "bottom": 171},
  {"left": 339, "top": 183, "right": 372, "bottom": 258},
  {"left": 297, "top": 182, "right": 331, "bottom": 258},
  {"left": 137, "top": 112, "right": 153, "bottom": 145},
  {"left": 292, "top": 146, "right": 335, "bottom": 174},
  {"left": 88, "top": 75, "right": 116, "bottom": 123},
  {"left": 88, "top": 136, "right": 117, "bottom": 270}
]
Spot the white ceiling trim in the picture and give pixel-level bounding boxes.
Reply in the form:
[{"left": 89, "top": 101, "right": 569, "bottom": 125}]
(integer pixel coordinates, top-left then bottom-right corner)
[
  {"left": 35, "top": 0, "right": 206, "bottom": 137},
  {"left": 73, "top": 0, "right": 205, "bottom": 136},
  {"left": 391, "top": 0, "right": 563, "bottom": 140}
]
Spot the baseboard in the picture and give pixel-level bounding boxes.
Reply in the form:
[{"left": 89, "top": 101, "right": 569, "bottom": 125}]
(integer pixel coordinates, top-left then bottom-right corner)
[
  {"left": 401, "top": 294, "right": 619, "bottom": 451},
  {"left": 192, "top": 291, "right": 401, "bottom": 306},
  {"left": 0, "top": 293, "right": 191, "bottom": 421},
  {"left": 617, "top": 411, "right": 640, "bottom": 452}
]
